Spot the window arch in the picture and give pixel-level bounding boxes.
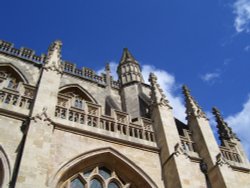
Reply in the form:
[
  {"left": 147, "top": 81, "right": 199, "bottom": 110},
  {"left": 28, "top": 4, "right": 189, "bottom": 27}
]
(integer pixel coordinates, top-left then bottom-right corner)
[
  {"left": 51, "top": 148, "right": 157, "bottom": 188},
  {"left": 57, "top": 85, "right": 97, "bottom": 109},
  {"left": 63, "top": 166, "right": 125, "bottom": 188},
  {"left": 0, "top": 66, "right": 35, "bottom": 109},
  {"left": 0, "top": 66, "right": 25, "bottom": 90},
  {"left": 0, "top": 146, "right": 11, "bottom": 188}
]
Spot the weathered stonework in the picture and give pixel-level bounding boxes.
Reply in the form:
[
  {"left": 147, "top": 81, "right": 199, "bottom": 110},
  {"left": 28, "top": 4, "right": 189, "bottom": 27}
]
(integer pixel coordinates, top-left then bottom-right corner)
[{"left": 0, "top": 39, "right": 249, "bottom": 188}]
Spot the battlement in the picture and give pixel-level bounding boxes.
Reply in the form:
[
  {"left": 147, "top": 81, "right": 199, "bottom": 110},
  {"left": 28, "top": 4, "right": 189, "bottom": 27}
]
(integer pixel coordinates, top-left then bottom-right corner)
[
  {"left": 0, "top": 40, "right": 121, "bottom": 89},
  {"left": 62, "top": 61, "right": 120, "bottom": 89},
  {"left": 0, "top": 40, "right": 46, "bottom": 64}
]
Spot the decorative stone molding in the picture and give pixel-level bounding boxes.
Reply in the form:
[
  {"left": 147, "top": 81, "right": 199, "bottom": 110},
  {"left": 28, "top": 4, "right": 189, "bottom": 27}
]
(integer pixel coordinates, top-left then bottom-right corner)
[
  {"left": 216, "top": 153, "right": 231, "bottom": 167},
  {"left": 30, "top": 107, "right": 53, "bottom": 125},
  {"left": 44, "top": 40, "right": 63, "bottom": 73},
  {"left": 182, "top": 85, "right": 208, "bottom": 120},
  {"left": 174, "top": 143, "right": 188, "bottom": 158},
  {"left": 149, "top": 73, "right": 172, "bottom": 109},
  {"left": 212, "top": 107, "right": 239, "bottom": 141}
]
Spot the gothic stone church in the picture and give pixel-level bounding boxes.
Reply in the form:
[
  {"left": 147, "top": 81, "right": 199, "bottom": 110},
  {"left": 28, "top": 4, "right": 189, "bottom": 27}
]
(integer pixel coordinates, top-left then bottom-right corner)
[{"left": 0, "top": 40, "right": 249, "bottom": 188}]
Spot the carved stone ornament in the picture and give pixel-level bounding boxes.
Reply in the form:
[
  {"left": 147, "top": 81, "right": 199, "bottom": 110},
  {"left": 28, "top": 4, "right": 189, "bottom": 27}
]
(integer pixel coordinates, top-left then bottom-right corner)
[
  {"left": 44, "top": 60, "right": 64, "bottom": 74},
  {"left": 212, "top": 107, "right": 239, "bottom": 141},
  {"left": 30, "top": 107, "right": 53, "bottom": 125},
  {"left": 174, "top": 143, "right": 188, "bottom": 158},
  {"left": 183, "top": 85, "right": 208, "bottom": 120},
  {"left": 216, "top": 153, "right": 231, "bottom": 167},
  {"left": 44, "top": 40, "right": 63, "bottom": 74},
  {"left": 149, "top": 73, "right": 172, "bottom": 109}
]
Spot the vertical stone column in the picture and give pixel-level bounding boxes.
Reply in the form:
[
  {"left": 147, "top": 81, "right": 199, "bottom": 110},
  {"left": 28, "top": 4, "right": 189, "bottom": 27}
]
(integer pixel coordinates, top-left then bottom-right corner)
[
  {"left": 149, "top": 73, "right": 195, "bottom": 188},
  {"left": 15, "top": 41, "right": 63, "bottom": 188},
  {"left": 212, "top": 107, "right": 249, "bottom": 164},
  {"left": 182, "top": 86, "right": 237, "bottom": 188}
]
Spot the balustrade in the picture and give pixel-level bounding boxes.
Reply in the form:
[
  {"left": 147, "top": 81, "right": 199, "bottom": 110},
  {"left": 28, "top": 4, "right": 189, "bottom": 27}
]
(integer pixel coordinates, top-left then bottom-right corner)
[
  {"left": 180, "top": 136, "right": 196, "bottom": 152},
  {"left": 220, "top": 146, "right": 242, "bottom": 163},
  {"left": 0, "top": 89, "right": 33, "bottom": 110},
  {"left": 54, "top": 105, "right": 155, "bottom": 142}
]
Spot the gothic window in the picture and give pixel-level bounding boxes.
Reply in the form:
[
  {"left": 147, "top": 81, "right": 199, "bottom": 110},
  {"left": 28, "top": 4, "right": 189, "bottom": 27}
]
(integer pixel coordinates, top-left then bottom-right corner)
[
  {"left": 108, "top": 182, "right": 119, "bottom": 188},
  {"left": 7, "top": 78, "right": 18, "bottom": 90},
  {"left": 62, "top": 166, "right": 125, "bottom": 188},
  {"left": 74, "top": 98, "right": 83, "bottom": 109},
  {"left": 70, "top": 178, "right": 85, "bottom": 188},
  {"left": 90, "top": 178, "right": 103, "bottom": 188}
]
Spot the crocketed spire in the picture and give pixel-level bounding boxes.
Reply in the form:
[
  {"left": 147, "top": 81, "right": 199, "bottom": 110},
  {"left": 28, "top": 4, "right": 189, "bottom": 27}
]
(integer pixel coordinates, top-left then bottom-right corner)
[
  {"left": 212, "top": 107, "right": 239, "bottom": 142},
  {"left": 149, "top": 72, "right": 172, "bottom": 109},
  {"left": 44, "top": 40, "right": 63, "bottom": 72},
  {"left": 182, "top": 85, "right": 208, "bottom": 120},
  {"left": 117, "top": 48, "right": 144, "bottom": 85},
  {"left": 119, "top": 48, "right": 138, "bottom": 65}
]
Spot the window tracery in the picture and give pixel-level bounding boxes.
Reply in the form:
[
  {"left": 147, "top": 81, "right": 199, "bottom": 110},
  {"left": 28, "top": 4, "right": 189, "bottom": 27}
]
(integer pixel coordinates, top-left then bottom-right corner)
[
  {"left": 62, "top": 166, "right": 128, "bottom": 188},
  {"left": 0, "top": 67, "right": 35, "bottom": 110}
]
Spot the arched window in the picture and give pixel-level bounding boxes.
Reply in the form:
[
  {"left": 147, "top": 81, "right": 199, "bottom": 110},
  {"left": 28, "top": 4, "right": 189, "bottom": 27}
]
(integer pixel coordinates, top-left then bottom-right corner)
[
  {"left": 108, "top": 182, "right": 119, "bottom": 188},
  {"left": 90, "top": 178, "right": 102, "bottom": 188},
  {"left": 53, "top": 148, "right": 156, "bottom": 188},
  {"left": 62, "top": 166, "right": 123, "bottom": 188}
]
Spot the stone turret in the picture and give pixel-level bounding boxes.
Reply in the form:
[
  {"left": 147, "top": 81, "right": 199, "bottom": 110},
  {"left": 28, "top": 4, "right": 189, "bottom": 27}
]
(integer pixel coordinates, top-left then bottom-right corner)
[
  {"left": 117, "top": 48, "right": 144, "bottom": 86},
  {"left": 117, "top": 49, "right": 145, "bottom": 118}
]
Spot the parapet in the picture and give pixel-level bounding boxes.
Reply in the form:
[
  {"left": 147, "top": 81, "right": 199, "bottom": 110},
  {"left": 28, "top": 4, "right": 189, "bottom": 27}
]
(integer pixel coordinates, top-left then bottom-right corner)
[{"left": 0, "top": 40, "right": 121, "bottom": 89}]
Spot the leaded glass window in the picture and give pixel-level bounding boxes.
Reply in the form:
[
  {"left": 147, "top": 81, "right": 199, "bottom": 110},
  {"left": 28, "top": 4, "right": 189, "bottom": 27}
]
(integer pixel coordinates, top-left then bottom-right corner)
[
  {"left": 70, "top": 178, "right": 84, "bottom": 188},
  {"left": 108, "top": 182, "right": 120, "bottom": 188},
  {"left": 61, "top": 166, "right": 128, "bottom": 188},
  {"left": 90, "top": 178, "right": 102, "bottom": 188}
]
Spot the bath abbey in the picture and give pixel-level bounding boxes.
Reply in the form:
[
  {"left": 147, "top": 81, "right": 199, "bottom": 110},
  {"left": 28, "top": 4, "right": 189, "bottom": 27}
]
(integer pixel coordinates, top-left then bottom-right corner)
[{"left": 0, "top": 39, "right": 249, "bottom": 188}]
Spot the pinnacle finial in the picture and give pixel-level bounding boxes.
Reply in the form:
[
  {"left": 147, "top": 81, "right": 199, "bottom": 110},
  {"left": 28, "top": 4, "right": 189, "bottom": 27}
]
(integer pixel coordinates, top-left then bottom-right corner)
[
  {"left": 149, "top": 72, "right": 157, "bottom": 83},
  {"left": 182, "top": 85, "right": 191, "bottom": 97},
  {"left": 212, "top": 107, "right": 239, "bottom": 142},
  {"left": 120, "top": 48, "right": 137, "bottom": 64},
  {"left": 182, "top": 85, "right": 208, "bottom": 120},
  {"left": 149, "top": 72, "right": 172, "bottom": 109},
  {"left": 44, "top": 40, "right": 63, "bottom": 72},
  {"left": 105, "top": 63, "right": 110, "bottom": 72}
]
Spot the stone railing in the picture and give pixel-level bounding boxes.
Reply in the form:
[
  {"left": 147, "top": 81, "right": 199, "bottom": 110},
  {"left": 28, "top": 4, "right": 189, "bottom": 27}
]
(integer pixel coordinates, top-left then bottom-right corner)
[
  {"left": 62, "top": 61, "right": 119, "bottom": 87},
  {"left": 180, "top": 135, "right": 196, "bottom": 152},
  {"left": 220, "top": 146, "right": 242, "bottom": 163},
  {"left": 0, "top": 88, "right": 33, "bottom": 110},
  {"left": 0, "top": 39, "right": 121, "bottom": 89},
  {"left": 54, "top": 105, "right": 155, "bottom": 142},
  {"left": 0, "top": 40, "right": 45, "bottom": 64}
]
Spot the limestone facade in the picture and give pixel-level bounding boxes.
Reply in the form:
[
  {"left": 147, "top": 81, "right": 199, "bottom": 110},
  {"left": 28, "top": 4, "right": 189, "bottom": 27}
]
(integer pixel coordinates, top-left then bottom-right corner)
[{"left": 0, "top": 39, "right": 249, "bottom": 188}]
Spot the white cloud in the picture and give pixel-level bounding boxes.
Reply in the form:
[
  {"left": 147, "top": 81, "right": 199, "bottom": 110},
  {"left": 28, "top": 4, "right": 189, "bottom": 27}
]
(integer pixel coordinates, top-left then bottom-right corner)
[
  {"left": 201, "top": 72, "right": 220, "bottom": 83},
  {"left": 233, "top": 0, "right": 250, "bottom": 33},
  {"left": 225, "top": 95, "right": 250, "bottom": 158},
  {"left": 244, "top": 45, "right": 250, "bottom": 51}
]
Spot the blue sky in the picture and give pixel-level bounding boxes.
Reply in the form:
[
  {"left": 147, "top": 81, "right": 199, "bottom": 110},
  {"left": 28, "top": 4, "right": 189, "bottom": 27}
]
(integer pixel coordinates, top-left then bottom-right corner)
[{"left": 1, "top": 0, "right": 250, "bottom": 157}]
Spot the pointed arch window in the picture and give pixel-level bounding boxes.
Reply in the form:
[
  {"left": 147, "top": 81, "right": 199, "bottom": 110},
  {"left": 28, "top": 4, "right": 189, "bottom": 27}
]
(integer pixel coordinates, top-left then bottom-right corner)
[
  {"left": 0, "top": 67, "right": 35, "bottom": 110},
  {"left": 90, "top": 178, "right": 103, "bottom": 188},
  {"left": 108, "top": 182, "right": 119, "bottom": 188},
  {"left": 70, "top": 178, "right": 85, "bottom": 188},
  {"left": 62, "top": 166, "right": 125, "bottom": 188}
]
